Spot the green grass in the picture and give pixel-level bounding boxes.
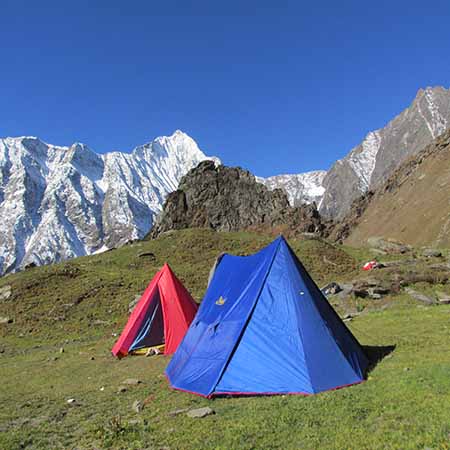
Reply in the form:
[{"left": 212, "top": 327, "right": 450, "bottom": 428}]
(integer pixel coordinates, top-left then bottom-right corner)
[{"left": 0, "top": 229, "right": 449, "bottom": 449}]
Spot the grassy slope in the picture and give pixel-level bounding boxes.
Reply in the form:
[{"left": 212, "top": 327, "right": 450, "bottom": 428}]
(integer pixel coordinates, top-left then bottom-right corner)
[
  {"left": 0, "top": 229, "right": 449, "bottom": 449},
  {"left": 346, "top": 132, "right": 450, "bottom": 248}
]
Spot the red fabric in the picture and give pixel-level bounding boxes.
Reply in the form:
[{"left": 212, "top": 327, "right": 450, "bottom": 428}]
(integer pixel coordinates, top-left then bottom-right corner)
[
  {"left": 362, "top": 261, "right": 377, "bottom": 271},
  {"left": 159, "top": 264, "right": 198, "bottom": 354},
  {"left": 112, "top": 263, "right": 198, "bottom": 358}
]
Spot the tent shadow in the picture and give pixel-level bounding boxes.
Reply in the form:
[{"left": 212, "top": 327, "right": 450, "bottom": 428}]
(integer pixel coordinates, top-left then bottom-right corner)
[{"left": 363, "top": 344, "right": 396, "bottom": 375}]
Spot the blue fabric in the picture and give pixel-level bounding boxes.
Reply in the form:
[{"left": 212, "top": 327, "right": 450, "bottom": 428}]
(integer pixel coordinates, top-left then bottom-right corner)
[
  {"left": 166, "top": 236, "right": 368, "bottom": 397},
  {"left": 129, "top": 290, "right": 164, "bottom": 351}
]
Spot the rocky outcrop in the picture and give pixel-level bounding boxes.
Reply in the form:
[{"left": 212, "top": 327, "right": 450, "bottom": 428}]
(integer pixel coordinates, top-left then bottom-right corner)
[{"left": 150, "top": 161, "right": 329, "bottom": 238}]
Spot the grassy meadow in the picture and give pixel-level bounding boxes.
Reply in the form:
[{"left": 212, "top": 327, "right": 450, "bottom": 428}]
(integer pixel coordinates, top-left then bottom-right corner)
[{"left": 0, "top": 229, "right": 449, "bottom": 449}]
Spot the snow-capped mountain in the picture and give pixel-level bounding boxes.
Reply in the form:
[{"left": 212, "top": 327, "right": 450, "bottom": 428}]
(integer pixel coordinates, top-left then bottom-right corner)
[
  {"left": 319, "top": 86, "right": 450, "bottom": 219},
  {"left": 257, "top": 171, "right": 326, "bottom": 207},
  {"left": 0, "top": 130, "right": 218, "bottom": 276}
]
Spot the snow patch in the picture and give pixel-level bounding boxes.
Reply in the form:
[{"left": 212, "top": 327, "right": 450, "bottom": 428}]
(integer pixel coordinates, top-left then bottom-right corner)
[
  {"left": 258, "top": 170, "right": 326, "bottom": 206},
  {"left": 347, "top": 130, "right": 381, "bottom": 190}
]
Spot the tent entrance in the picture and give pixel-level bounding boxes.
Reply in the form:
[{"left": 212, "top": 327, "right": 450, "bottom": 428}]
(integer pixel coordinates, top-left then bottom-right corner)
[{"left": 129, "top": 289, "right": 165, "bottom": 352}]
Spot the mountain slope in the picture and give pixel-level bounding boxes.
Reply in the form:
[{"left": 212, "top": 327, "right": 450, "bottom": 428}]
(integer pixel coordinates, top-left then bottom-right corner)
[
  {"left": 257, "top": 170, "right": 326, "bottom": 206},
  {"left": 0, "top": 131, "right": 217, "bottom": 275},
  {"left": 319, "top": 86, "right": 450, "bottom": 218},
  {"left": 344, "top": 128, "right": 450, "bottom": 247}
]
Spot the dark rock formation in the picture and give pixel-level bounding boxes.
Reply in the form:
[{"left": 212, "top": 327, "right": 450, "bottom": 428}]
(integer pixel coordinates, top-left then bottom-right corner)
[{"left": 150, "top": 161, "right": 329, "bottom": 238}]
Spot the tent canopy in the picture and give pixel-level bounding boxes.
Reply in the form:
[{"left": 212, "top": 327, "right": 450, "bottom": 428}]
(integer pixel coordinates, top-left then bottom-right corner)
[
  {"left": 112, "top": 263, "right": 198, "bottom": 358},
  {"left": 166, "top": 236, "right": 368, "bottom": 397}
]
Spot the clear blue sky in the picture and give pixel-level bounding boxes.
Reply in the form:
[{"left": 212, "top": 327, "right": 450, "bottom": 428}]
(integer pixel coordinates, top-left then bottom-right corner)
[{"left": 1, "top": 0, "right": 449, "bottom": 176}]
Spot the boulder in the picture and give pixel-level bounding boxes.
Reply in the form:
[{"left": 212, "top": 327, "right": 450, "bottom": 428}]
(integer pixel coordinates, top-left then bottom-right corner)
[
  {"left": 422, "top": 248, "right": 442, "bottom": 258},
  {"left": 404, "top": 288, "right": 435, "bottom": 305},
  {"left": 321, "top": 282, "right": 342, "bottom": 296},
  {"left": 353, "top": 280, "right": 390, "bottom": 299},
  {"left": 435, "top": 291, "right": 450, "bottom": 305},
  {"left": 186, "top": 407, "right": 215, "bottom": 418}
]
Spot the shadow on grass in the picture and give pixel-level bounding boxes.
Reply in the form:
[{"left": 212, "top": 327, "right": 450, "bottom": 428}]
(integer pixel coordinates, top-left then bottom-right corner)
[{"left": 363, "top": 344, "right": 396, "bottom": 375}]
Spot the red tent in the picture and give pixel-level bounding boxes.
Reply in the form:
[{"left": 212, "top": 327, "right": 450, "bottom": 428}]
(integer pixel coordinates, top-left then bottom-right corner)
[{"left": 112, "top": 263, "right": 198, "bottom": 358}]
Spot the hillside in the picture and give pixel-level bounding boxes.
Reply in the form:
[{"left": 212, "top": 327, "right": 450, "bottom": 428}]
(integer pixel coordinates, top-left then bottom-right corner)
[
  {"left": 1, "top": 229, "right": 450, "bottom": 449},
  {"left": 344, "top": 128, "right": 450, "bottom": 247}
]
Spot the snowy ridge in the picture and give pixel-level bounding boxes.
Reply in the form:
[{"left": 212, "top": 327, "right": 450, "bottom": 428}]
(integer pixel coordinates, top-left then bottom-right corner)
[
  {"left": 347, "top": 130, "right": 381, "bottom": 190},
  {"left": 420, "top": 87, "right": 448, "bottom": 139},
  {"left": 0, "top": 130, "right": 218, "bottom": 275},
  {"left": 257, "top": 171, "right": 326, "bottom": 206}
]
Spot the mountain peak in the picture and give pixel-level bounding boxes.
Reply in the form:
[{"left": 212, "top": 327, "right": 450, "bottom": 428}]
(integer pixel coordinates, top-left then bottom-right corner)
[
  {"left": 0, "top": 131, "right": 218, "bottom": 276},
  {"left": 320, "top": 85, "right": 450, "bottom": 219}
]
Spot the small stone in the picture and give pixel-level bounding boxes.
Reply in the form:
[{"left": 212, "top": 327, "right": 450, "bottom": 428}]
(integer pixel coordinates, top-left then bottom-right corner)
[
  {"left": 100, "top": 386, "right": 105, "bottom": 391},
  {"left": 0, "top": 285, "right": 12, "bottom": 301},
  {"left": 168, "top": 408, "right": 190, "bottom": 417},
  {"left": 403, "top": 367, "right": 410, "bottom": 372},
  {"left": 122, "top": 378, "right": 142, "bottom": 386},
  {"left": 90, "top": 356, "right": 95, "bottom": 360},
  {"left": 67, "top": 398, "right": 77, "bottom": 404},
  {"left": 128, "top": 295, "right": 141, "bottom": 313},
  {"left": 0, "top": 317, "right": 13, "bottom": 324},
  {"left": 422, "top": 248, "right": 442, "bottom": 258},
  {"left": 117, "top": 386, "right": 128, "bottom": 394},
  {"left": 186, "top": 407, "right": 215, "bottom": 418},
  {"left": 59, "top": 347, "right": 64, "bottom": 354},
  {"left": 132, "top": 400, "right": 143, "bottom": 413},
  {"left": 128, "top": 419, "right": 141, "bottom": 426}
]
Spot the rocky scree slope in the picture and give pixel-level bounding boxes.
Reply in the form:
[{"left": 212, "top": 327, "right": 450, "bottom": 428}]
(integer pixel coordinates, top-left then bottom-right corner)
[
  {"left": 150, "top": 161, "right": 329, "bottom": 238},
  {"left": 0, "top": 130, "right": 218, "bottom": 276},
  {"left": 335, "top": 128, "right": 450, "bottom": 247}
]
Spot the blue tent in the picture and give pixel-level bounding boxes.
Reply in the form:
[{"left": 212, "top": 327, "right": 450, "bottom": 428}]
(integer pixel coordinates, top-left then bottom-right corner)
[{"left": 166, "top": 236, "right": 368, "bottom": 397}]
